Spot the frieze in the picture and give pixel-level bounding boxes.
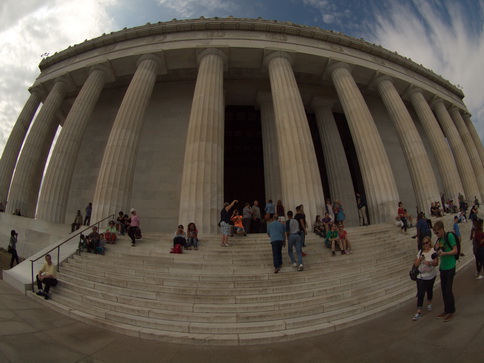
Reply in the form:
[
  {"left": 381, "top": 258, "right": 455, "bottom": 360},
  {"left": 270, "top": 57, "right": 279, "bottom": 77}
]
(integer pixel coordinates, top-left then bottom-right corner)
[
  {"left": 330, "top": 43, "right": 344, "bottom": 52},
  {"left": 144, "top": 34, "right": 167, "bottom": 44},
  {"left": 204, "top": 31, "right": 226, "bottom": 38},
  {"left": 265, "top": 32, "right": 288, "bottom": 41}
]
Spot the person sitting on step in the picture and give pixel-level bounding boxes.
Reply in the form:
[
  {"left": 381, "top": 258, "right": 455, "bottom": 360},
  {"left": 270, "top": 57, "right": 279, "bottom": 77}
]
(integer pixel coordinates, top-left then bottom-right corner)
[
  {"left": 35, "top": 254, "right": 58, "bottom": 300},
  {"left": 173, "top": 224, "right": 187, "bottom": 249},
  {"left": 104, "top": 220, "right": 117, "bottom": 244},
  {"left": 187, "top": 222, "right": 199, "bottom": 250},
  {"left": 338, "top": 224, "right": 353, "bottom": 254},
  {"left": 87, "top": 226, "right": 101, "bottom": 253}
]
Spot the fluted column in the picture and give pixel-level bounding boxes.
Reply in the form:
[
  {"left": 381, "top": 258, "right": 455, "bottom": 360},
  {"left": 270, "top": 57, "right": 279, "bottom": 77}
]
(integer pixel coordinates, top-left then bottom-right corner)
[
  {"left": 311, "top": 97, "right": 358, "bottom": 226},
  {"left": 37, "top": 65, "right": 113, "bottom": 223},
  {"left": 178, "top": 49, "right": 226, "bottom": 234},
  {"left": 462, "top": 113, "right": 484, "bottom": 166},
  {"left": 328, "top": 62, "right": 399, "bottom": 223},
  {"left": 264, "top": 51, "right": 325, "bottom": 227},
  {"left": 0, "top": 89, "right": 43, "bottom": 205},
  {"left": 257, "top": 92, "right": 282, "bottom": 203},
  {"left": 375, "top": 76, "right": 440, "bottom": 213},
  {"left": 407, "top": 88, "right": 463, "bottom": 200},
  {"left": 6, "top": 78, "right": 69, "bottom": 217},
  {"left": 432, "top": 99, "right": 480, "bottom": 200},
  {"left": 91, "top": 55, "right": 162, "bottom": 222},
  {"left": 449, "top": 108, "right": 484, "bottom": 198}
]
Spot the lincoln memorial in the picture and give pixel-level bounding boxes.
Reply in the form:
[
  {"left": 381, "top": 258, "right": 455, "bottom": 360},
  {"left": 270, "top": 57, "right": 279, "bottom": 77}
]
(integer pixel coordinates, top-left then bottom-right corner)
[{"left": 1, "top": 17, "right": 483, "bottom": 233}]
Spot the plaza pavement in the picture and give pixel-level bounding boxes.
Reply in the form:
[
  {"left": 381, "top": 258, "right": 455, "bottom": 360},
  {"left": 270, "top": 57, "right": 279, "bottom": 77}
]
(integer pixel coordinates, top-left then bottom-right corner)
[{"left": 0, "top": 263, "right": 483, "bottom": 363}]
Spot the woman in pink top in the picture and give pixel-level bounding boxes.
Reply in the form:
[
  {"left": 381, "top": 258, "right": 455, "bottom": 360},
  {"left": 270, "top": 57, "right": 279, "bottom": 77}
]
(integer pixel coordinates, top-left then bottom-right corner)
[{"left": 128, "top": 208, "right": 140, "bottom": 246}]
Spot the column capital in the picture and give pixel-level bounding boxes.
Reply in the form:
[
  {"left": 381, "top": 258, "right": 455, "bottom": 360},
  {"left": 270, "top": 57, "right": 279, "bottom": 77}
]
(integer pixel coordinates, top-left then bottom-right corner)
[
  {"left": 136, "top": 53, "right": 166, "bottom": 74},
  {"left": 196, "top": 48, "right": 228, "bottom": 69},
  {"left": 373, "top": 75, "right": 393, "bottom": 87},
  {"left": 326, "top": 61, "right": 353, "bottom": 75},
  {"left": 429, "top": 97, "right": 445, "bottom": 110},
  {"left": 404, "top": 86, "right": 424, "bottom": 99},
  {"left": 263, "top": 50, "right": 295, "bottom": 68},
  {"left": 54, "top": 75, "right": 75, "bottom": 93},
  {"left": 89, "top": 63, "right": 116, "bottom": 83},
  {"left": 27, "top": 85, "right": 46, "bottom": 100}
]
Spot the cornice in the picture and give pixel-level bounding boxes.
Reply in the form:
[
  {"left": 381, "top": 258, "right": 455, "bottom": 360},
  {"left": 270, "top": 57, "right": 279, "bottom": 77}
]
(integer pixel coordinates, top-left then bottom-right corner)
[{"left": 38, "top": 17, "right": 464, "bottom": 98}]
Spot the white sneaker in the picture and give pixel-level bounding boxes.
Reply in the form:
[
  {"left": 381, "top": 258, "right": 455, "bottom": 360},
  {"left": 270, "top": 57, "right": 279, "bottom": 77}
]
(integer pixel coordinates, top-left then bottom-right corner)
[
  {"left": 477, "top": 275, "right": 484, "bottom": 280},
  {"left": 412, "top": 313, "right": 421, "bottom": 321},
  {"left": 427, "top": 304, "right": 432, "bottom": 311},
  {"left": 292, "top": 263, "right": 297, "bottom": 268},
  {"left": 298, "top": 264, "right": 304, "bottom": 271}
]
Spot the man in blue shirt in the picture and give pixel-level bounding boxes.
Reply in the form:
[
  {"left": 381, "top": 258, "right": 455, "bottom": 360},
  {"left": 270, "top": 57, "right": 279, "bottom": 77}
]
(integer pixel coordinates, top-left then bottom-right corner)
[{"left": 267, "top": 215, "right": 286, "bottom": 273}]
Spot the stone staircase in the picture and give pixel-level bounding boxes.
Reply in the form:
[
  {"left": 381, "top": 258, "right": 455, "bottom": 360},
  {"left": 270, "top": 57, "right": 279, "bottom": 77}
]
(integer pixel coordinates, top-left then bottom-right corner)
[{"left": 30, "top": 218, "right": 473, "bottom": 346}]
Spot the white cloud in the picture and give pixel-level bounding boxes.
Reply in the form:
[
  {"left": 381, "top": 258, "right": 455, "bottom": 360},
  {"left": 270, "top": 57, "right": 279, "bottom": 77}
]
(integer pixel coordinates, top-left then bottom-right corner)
[
  {"left": 157, "top": 0, "right": 238, "bottom": 18},
  {"left": 367, "top": 0, "right": 484, "bottom": 142},
  {"left": 0, "top": 0, "right": 118, "bottom": 156}
]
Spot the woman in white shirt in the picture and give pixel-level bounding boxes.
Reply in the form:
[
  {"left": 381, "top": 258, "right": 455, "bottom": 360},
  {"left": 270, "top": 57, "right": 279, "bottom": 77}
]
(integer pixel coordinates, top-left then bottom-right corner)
[{"left": 412, "top": 236, "right": 439, "bottom": 321}]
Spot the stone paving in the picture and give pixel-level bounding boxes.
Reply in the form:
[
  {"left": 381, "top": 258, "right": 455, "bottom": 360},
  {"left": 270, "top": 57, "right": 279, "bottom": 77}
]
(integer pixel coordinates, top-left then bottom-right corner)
[{"left": 1, "top": 262, "right": 483, "bottom": 362}]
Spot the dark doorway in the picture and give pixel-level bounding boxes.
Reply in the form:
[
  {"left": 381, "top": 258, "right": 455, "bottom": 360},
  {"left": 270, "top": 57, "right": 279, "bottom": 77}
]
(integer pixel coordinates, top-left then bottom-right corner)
[{"left": 224, "top": 106, "right": 266, "bottom": 212}]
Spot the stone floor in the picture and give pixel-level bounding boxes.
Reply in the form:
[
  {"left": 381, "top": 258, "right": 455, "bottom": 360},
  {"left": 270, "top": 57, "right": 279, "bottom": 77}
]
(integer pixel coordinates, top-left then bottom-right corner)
[{"left": 0, "top": 262, "right": 483, "bottom": 363}]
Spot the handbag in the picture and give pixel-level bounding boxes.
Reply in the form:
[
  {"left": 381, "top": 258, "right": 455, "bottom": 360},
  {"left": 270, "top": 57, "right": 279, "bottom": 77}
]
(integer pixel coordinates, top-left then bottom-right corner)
[
  {"left": 409, "top": 264, "right": 419, "bottom": 281},
  {"left": 135, "top": 227, "right": 142, "bottom": 239},
  {"left": 409, "top": 250, "right": 422, "bottom": 281},
  {"left": 7, "top": 245, "right": 13, "bottom": 253}
]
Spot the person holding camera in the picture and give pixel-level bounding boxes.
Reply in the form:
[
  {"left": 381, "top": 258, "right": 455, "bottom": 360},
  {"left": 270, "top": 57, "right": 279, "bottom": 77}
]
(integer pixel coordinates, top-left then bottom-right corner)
[
  {"left": 9, "top": 230, "right": 19, "bottom": 268},
  {"left": 220, "top": 200, "right": 238, "bottom": 247},
  {"left": 412, "top": 235, "right": 439, "bottom": 321}
]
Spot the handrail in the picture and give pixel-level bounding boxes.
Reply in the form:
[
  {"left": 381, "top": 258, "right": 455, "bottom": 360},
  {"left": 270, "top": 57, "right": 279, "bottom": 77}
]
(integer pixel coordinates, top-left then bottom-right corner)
[{"left": 30, "top": 214, "right": 115, "bottom": 292}]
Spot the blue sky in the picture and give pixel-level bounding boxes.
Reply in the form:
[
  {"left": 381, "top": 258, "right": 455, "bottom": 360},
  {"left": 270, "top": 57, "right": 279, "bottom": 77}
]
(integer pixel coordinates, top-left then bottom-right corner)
[{"left": 1, "top": 0, "right": 483, "bottom": 155}]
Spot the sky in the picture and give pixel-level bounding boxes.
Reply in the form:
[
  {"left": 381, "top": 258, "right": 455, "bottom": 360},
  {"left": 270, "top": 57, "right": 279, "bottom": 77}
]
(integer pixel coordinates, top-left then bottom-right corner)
[{"left": 1, "top": 0, "right": 483, "bottom": 156}]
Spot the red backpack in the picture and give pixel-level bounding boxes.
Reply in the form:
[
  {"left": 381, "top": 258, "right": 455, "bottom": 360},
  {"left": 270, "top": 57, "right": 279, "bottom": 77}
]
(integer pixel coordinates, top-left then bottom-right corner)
[{"left": 170, "top": 244, "right": 183, "bottom": 254}]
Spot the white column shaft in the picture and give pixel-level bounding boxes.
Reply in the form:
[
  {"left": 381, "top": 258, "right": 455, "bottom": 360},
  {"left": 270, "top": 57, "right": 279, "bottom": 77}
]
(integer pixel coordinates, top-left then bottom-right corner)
[
  {"left": 329, "top": 64, "right": 399, "bottom": 223},
  {"left": 433, "top": 100, "right": 480, "bottom": 200},
  {"left": 178, "top": 49, "right": 225, "bottom": 234},
  {"left": 6, "top": 80, "right": 68, "bottom": 217},
  {"left": 408, "top": 90, "right": 463, "bottom": 200},
  {"left": 312, "top": 98, "right": 358, "bottom": 226},
  {"left": 449, "top": 108, "right": 484, "bottom": 199},
  {"left": 376, "top": 78, "right": 440, "bottom": 213},
  {"left": 266, "top": 52, "right": 325, "bottom": 227},
  {"left": 92, "top": 56, "right": 160, "bottom": 222},
  {"left": 37, "top": 67, "right": 108, "bottom": 223},
  {"left": 463, "top": 114, "right": 484, "bottom": 166},
  {"left": 258, "top": 93, "right": 282, "bottom": 203},
  {"left": 0, "top": 90, "right": 42, "bottom": 204}
]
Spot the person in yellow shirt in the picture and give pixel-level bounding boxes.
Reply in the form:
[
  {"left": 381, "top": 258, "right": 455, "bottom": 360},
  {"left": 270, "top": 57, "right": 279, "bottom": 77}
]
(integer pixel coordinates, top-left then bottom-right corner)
[{"left": 36, "top": 254, "right": 58, "bottom": 300}]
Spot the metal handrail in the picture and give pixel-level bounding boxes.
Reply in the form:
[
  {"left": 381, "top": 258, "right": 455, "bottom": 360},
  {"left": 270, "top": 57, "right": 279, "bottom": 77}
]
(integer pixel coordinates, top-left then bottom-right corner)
[{"left": 30, "top": 214, "right": 115, "bottom": 292}]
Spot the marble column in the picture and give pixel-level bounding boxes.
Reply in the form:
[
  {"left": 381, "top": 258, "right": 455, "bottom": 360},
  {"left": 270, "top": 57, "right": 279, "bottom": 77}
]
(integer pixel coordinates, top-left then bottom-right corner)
[
  {"left": 449, "top": 108, "right": 484, "bottom": 198},
  {"left": 432, "top": 99, "right": 480, "bottom": 201},
  {"left": 311, "top": 97, "right": 358, "bottom": 226},
  {"left": 257, "top": 92, "right": 282, "bottom": 203},
  {"left": 328, "top": 62, "right": 399, "bottom": 223},
  {"left": 462, "top": 113, "right": 484, "bottom": 166},
  {"left": 375, "top": 76, "right": 440, "bottom": 213},
  {"left": 407, "top": 88, "right": 463, "bottom": 201},
  {"left": 91, "top": 55, "right": 162, "bottom": 222},
  {"left": 0, "top": 88, "right": 43, "bottom": 205},
  {"left": 178, "top": 49, "right": 226, "bottom": 234},
  {"left": 6, "top": 78, "right": 70, "bottom": 217},
  {"left": 37, "top": 65, "right": 113, "bottom": 223},
  {"left": 264, "top": 51, "right": 325, "bottom": 227}
]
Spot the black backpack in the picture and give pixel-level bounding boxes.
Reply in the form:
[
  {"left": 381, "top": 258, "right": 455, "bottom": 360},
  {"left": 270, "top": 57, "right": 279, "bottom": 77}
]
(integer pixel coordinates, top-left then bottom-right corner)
[{"left": 443, "top": 232, "right": 461, "bottom": 260}]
